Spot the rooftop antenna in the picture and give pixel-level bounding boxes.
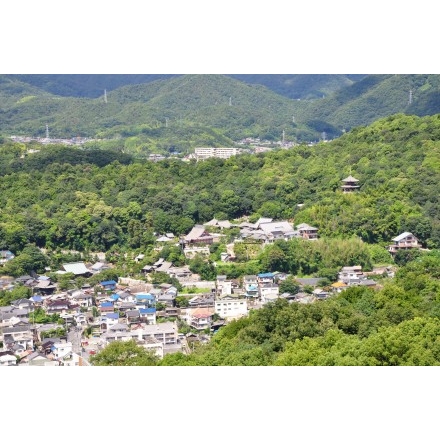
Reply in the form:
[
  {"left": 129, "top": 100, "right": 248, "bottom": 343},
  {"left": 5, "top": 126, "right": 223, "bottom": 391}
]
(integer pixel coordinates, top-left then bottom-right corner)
[{"left": 104, "top": 89, "right": 108, "bottom": 103}]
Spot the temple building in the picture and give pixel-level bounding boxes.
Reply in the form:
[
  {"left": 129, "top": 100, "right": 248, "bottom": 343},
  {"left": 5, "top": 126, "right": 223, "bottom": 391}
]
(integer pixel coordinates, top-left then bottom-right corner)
[{"left": 341, "top": 175, "right": 360, "bottom": 192}]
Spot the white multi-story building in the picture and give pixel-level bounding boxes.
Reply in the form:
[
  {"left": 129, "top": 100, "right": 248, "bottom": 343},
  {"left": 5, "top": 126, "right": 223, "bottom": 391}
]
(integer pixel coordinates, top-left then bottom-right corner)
[
  {"left": 194, "top": 147, "right": 240, "bottom": 161},
  {"left": 214, "top": 296, "right": 248, "bottom": 320}
]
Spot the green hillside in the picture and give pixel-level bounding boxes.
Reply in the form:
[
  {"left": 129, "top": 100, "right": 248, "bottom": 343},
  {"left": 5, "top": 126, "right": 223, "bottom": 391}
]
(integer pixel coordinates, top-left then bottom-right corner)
[
  {"left": 1, "top": 74, "right": 440, "bottom": 147},
  {"left": 0, "top": 113, "right": 439, "bottom": 255},
  {"left": 299, "top": 74, "right": 440, "bottom": 131},
  {"left": 6, "top": 74, "right": 365, "bottom": 99},
  {"left": 0, "top": 74, "right": 309, "bottom": 141}
]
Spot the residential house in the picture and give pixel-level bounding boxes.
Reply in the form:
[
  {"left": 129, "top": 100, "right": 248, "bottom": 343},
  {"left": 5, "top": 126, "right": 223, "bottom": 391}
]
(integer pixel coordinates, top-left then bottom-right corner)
[
  {"left": 1, "top": 326, "right": 34, "bottom": 351},
  {"left": 0, "top": 352, "right": 17, "bottom": 366},
  {"left": 257, "top": 272, "right": 275, "bottom": 285},
  {"left": 99, "top": 280, "right": 117, "bottom": 291},
  {"left": 135, "top": 293, "right": 156, "bottom": 308},
  {"left": 74, "top": 313, "right": 87, "bottom": 327},
  {"left": 243, "top": 275, "right": 259, "bottom": 299},
  {"left": 71, "top": 292, "right": 94, "bottom": 309},
  {"left": 388, "top": 232, "right": 422, "bottom": 254},
  {"left": 331, "top": 281, "right": 348, "bottom": 294},
  {"left": 313, "top": 288, "right": 331, "bottom": 300},
  {"left": 126, "top": 309, "right": 141, "bottom": 325},
  {"left": 139, "top": 308, "right": 156, "bottom": 325},
  {"left": 216, "top": 275, "right": 232, "bottom": 297},
  {"left": 295, "top": 223, "right": 319, "bottom": 240},
  {"left": 99, "top": 302, "right": 115, "bottom": 314},
  {"left": 46, "top": 300, "right": 72, "bottom": 315},
  {"left": 168, "top": 266, "right": 193, "bottom": 280},
  {"left": 187, "top": 294, "right": 215, "bottom": 308},
  {"left": 11, "top": 298, "right": 34, "bottom": 310},
  {"left": 101, "top": 312, "right": 119, "bottom": 331},
  {"left": 118, "top": 290, "right": 137, "bottom": 303},
  {"left": 25, "top": 351, "right": 58, "bottom": 367},
  {"left": 141, "top": 321, "right": 178, "bottom": 345},
  {"left": 156, "top": 292, "right": 176, "bottom": 307},
  {"left": 187, "top": 307, "right": 215, "bottom": 330},
  {"left": 259, "top": 284, "right": 280, "bottom": 303},
  {"left": 338, "top": 266, "right": 365, "bottom": 286},
  {"left": 118, "top": 302, "right": 137, "bottom": 315}
]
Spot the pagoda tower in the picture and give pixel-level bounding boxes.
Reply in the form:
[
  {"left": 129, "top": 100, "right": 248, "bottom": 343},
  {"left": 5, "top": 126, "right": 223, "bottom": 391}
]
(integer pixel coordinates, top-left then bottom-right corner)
[{"left": 341, "top": 175, "right": 360, "bottom": 193}]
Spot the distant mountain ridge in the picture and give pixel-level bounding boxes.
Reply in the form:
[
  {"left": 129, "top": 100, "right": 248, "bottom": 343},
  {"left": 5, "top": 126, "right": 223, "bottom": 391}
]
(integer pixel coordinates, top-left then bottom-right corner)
[
  {"left": 0, "top": 74, "right": 439, "bottom": 145},
  {"left": 4, "top": 74, "right": 366, "bottom": 99}
]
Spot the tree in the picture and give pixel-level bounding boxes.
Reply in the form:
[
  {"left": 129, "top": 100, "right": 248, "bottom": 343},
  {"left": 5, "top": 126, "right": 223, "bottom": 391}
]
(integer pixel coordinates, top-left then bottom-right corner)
[
  {"left": 89, "top": 340, "right": 159, "bottom": 366},
  {"left": 278, "top": 276, "right": 301, "bottom": 294}
]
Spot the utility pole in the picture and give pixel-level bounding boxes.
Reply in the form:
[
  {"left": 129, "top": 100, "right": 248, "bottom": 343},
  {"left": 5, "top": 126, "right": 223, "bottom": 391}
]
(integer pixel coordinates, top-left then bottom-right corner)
[{"left": 408, "top": 89, "right": 413, "bottom": 105}]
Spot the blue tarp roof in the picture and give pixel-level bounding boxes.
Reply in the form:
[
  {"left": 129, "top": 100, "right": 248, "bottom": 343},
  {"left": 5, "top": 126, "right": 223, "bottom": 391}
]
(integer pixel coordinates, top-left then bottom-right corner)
[
  {"left": 30, "top": 295, "right": 43, "bottom": 302},
  {"left": 110, "top": 294, "right": 120, "bottom": 300},
  {"left": 258, "top": 272, "right": 274, "bottom": 278},
  {"left": 140, "top": 308, "right": 156, "bottom": 314},
  {"left": 106, "top": 312, "right": 119, "bottom": 319}
]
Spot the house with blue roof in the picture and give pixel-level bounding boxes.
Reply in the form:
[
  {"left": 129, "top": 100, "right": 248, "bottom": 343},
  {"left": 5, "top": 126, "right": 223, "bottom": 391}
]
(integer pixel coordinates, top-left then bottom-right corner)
[
  {"left": 99, "top": 302, "right": 114, "bottom": 314},
  {"left": 101, "top": 312, "right": 119, "bottom": 330},
  {"left": 257, "top": 272, "right": 275, "bottom": 285},
  {"left": 136, "top": 293, "right": 156, "bottom": 308},
  {"left": 100, "top": 280, "right": 117, "bottom": 291},
  {"left": 139, "top": 308, "right": 156, "bottom": 325},
  {"left": 244, "top": 283, "right": 259, "bottom": 299},
  {"left": 110, "top": 293, "right": 120, "bottom": 301}
]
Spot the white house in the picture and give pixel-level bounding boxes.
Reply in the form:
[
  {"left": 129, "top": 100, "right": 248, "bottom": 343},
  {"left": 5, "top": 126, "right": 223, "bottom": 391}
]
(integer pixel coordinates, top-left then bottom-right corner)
[
  {"left": 388, "top": 232, "right": 422, "bottom": 254},
  {"left": 259, "top": 284, "right": 280, "bottom": 303},
  {"left": 216, "top": 275, "right": 232, "bottom": 296},
  {"left": 0, "top": 353, "right": 17, "bottom": 366},
  {"left": 214, "top": 296, "right": 248, "bottom": 319}
]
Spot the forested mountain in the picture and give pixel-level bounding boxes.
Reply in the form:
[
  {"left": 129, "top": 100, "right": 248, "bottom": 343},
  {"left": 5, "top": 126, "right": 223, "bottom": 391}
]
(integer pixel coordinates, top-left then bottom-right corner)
[
  {"left": 1, "top": 74, "right": 439, "bottom": 146},
  {"left": 0, "top": 74, "right": 307, "bottom": 141},
  {"left": 298, "top": 74, "right": 440, "bottom": 133},
  {"left": 5, "top": 74, "right": 365, "bottom": 99},
  {"left": 0, "top": 113, "right": 439, "bottom": 257}
]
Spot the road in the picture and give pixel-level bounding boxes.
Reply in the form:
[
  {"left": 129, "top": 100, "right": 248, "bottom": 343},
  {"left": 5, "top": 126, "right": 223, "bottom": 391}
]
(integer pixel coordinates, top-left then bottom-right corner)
[{"left": 67, "top": 326, "right": 82, "bottom": 355}]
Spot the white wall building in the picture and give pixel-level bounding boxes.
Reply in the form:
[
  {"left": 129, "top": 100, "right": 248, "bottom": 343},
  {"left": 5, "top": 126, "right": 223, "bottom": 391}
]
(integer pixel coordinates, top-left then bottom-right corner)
[
  {"left": 194, "top": 147, "right": 241, "bottom": 161},
  {"left": 214, "top": 296, "right": 248, "bottom": 319},
  {"left": 259, "top": 284, "right": 280, "bottom": 303}
]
